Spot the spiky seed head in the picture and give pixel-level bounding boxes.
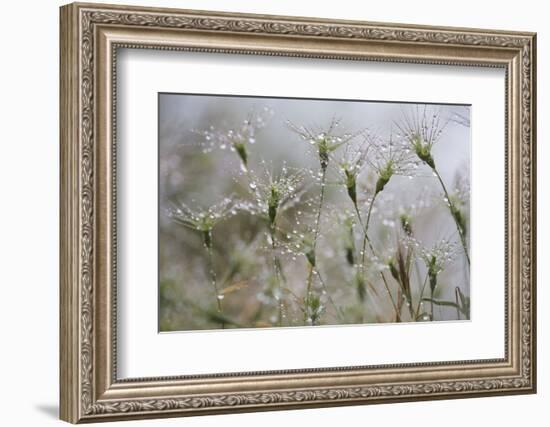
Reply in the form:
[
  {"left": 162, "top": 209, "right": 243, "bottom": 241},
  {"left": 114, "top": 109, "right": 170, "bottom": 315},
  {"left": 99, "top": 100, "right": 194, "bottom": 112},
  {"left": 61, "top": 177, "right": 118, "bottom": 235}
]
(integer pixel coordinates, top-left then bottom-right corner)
[
  {"left": 450, "top": 203, "right": 466, "bottom": 237},
  {"left": 318, "top": 138, "right": 330, "bottom": 170},
  {"left": 305, "top": 247, "right": 316, "bottom": 267},
  {"left": 233, "top": 141, "right": 248, "bottom": 167},
  {"left": 167, "top": 198, "right": 239, "bottom": 237},
  {"left": 388, "top": 259, "right": 400, "bottom": 282},
  {"left": 337, "top": 211, "right": 356, "bottom": 266},
  {"left": 375, "top": 160, "right": 394, "bottom": 194},
  {"left": 306, "top": 293, "right": 325, "bottom": 325},
  {"left": 345, "top": 246, "right": 355, "bottom": 266},
  {"left": 268, "top": 184, "right": 280, "bottom": 227},
  {"left": 202, "top": 229, "right": 212, "bottom": 249},
  {"left": 286, "top": 118, "right": 358, "bottom": 171},
  {"left": 428, "top": 254, "right": 438, "bottom": 293},
  {"left": 344, "top": 167, "right": 357, "bottom": 205},
  {"left": 419, "top": 239, "right": 458, "bottom": 288},
  {"left": 194, "top": 107, "right": 272, "bottom": 167},
  {"left": 412, "top": 134, "right": 435, "bottom": 168},
  {"left": 400, "top": 214, "right": 413, "bottom": 236}
]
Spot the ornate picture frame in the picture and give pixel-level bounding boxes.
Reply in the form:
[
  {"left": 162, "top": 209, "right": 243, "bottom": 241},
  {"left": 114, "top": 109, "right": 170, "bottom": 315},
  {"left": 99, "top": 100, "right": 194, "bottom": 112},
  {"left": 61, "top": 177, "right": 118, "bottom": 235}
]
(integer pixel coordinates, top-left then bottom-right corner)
[{"left": 60, "top": 2, "right": 536, "bottom": 423}]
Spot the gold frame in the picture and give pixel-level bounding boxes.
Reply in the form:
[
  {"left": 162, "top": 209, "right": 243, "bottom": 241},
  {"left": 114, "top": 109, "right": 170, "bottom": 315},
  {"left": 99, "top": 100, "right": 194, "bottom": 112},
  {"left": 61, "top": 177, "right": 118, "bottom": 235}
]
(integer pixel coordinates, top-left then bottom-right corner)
[{"left": 60, "top": 2, "right": 537, "bottom": 423}]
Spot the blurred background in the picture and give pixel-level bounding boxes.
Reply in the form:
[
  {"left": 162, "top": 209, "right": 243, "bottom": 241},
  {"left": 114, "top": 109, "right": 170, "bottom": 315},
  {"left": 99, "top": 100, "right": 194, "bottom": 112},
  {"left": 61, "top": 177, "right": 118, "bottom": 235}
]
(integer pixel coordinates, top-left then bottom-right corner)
[{"left": 159, "top": 93, "right": 470, "bottom": 331}]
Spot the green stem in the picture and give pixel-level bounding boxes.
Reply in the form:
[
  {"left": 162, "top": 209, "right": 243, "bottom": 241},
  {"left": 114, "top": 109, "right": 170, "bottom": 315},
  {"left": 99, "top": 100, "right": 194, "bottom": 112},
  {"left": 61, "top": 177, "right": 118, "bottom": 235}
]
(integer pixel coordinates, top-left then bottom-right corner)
[
  {"left": 304, "top": 264, "right": 314, "bottom": 324},
  {"left": 316, "top": 268, "right": 343, "bottom": 321},
  {"left": 430, "top": 286, "right": 434, "bottom": 321},
  {"left": 433, "top": 168, "right": 470, "bottom": 266},
  {"left": 305, "top": 167, "right": 327, "bottom": 316},
  {"left": 312, "top": 167, "right": 327, "bottom": 253},
  {"left": 360, "top": 193, "right": 377, "bottom": 267},
  {"left": 270, "top": 227, "right": 284, "bottom": 327},
  {"left": 414, "top": 272, "right": 429, "bottom": 320},
  {"left": 354, "top": 194, "right": 400, "bottom": 322},
  {"left": 205, "top": 238, "right": 224, "bottom": 329},
  {"left": 388, "top": 268, "right": 414, "bottom": 321},
  {"left": 454, "top": 287, "right": 461, "bottom": 320}
]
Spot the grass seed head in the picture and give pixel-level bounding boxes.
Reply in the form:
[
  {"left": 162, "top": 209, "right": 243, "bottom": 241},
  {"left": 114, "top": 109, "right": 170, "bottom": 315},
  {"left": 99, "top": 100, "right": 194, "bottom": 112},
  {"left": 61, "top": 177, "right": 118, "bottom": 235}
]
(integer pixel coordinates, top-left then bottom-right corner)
[
  {"left": 233, "top": 141, "right": 248, "bottom": 167},
  {"left": 412, "top": 134, "right": 435, "bottom": 168},
  {"left": 395, "top": 105, "right": 448, "bottom": 170},
  {"left": 365, "top": 131, "right": 417, "bottom": 196},
  {"left": 419, "top": 239, "right": 458, "bottom": 293},
  {"left": 375, "top": 160, "right": 394, "bottom": 194},
  {"left": 167, "top": 197, "right": 240, "bottom": 245},
  {"left": 306, "top": 292, "right": 325, "bottom": 325},
  {"left": 400, "top": 213, "right": 413, "bottom": 236},
  {"left": 287, "top": 118, "right": 360, "bottom": 171},
  {"left": 344, "top": 167, "right": 357, "bottom": 204},
  {"left": 249, "top": 165, "right": 305, "bottom": 229},
  {"left": 305, "top": 245, "right": 316, "bottom": 267},
  {"left": 195, "top": 107, "right": 273, "bottom": 169},
  {"left": 450, "top": 203, "right": 466, "bottom": 237},
  {"left": 268, "top": 184, "right": 280, "bottom": 227},
  {"left": 388, "top": 258, "right": 400, "bottom": 282}
]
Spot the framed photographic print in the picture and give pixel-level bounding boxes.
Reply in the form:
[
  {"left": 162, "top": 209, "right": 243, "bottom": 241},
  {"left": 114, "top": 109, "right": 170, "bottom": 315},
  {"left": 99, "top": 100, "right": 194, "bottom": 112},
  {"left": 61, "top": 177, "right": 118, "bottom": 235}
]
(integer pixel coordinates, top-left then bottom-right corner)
[{"left": 60, "top": 2, "right": 537, "bottom": 423}]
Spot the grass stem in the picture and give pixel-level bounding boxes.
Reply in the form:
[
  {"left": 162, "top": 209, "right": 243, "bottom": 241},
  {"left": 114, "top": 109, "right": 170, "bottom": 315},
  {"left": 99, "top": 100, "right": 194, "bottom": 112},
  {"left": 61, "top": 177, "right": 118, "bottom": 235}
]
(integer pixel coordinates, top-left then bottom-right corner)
[
  {"left": 353, "top": 193, "right": 401, "bottom": 322},
  {"left": 270, "top": 227, "right": 284, "bottom": 326},
  {"left": 206, "top": 240, "right": 224, "bottom": 328},
  {"left": 312, "top": 168, "right": 327, "bottom": 253},
  {"left": 304, "top": 167, "right": 327, "bottom": 317},
  {"left": 304, "top": 264, "right": 314, "bottom": 324},
  {"left": 316, "top": 268, "right": 343, "bottom": 321},
  {"left": 433, "top": 168, "right": 470, "bottom": 266},
  {"left": 414, "top": 273, "right": 429, "bottom": 320}
]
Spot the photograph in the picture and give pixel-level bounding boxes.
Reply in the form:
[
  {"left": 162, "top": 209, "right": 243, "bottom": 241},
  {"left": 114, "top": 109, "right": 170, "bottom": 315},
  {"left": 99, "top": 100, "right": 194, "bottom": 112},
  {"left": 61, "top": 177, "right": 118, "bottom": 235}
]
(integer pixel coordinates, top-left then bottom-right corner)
[{"left": 159, "top": 94, "right": 471, "bottom": 331}]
